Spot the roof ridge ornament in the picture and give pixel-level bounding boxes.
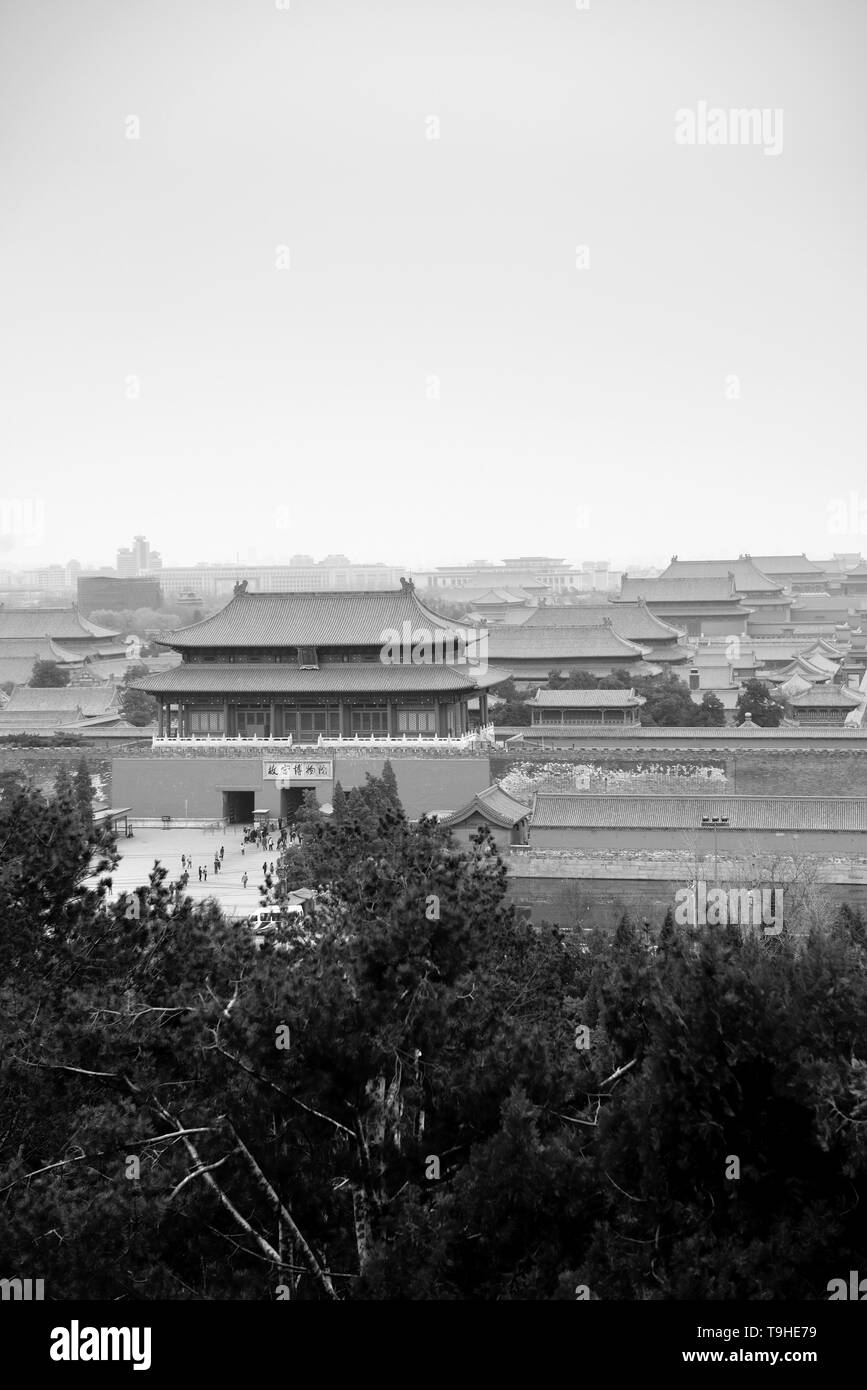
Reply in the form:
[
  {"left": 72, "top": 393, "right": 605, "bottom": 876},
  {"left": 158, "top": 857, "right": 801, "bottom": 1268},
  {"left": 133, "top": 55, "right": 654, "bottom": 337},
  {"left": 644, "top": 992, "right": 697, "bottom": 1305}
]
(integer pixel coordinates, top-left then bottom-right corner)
[
  {"left": 400, "top": 576, "right": 415, "bottom": 592},
  {"left": 233, "top": 579, "right": 248, "bottom": 596}
]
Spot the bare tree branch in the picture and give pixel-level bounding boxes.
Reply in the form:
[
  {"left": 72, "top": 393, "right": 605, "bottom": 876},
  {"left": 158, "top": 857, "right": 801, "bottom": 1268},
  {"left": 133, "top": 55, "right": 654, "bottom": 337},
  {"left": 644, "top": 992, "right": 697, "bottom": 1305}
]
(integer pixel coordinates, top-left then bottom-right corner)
[{"left": 226, "top": 1121, "right": 340, "bottom": 1301}]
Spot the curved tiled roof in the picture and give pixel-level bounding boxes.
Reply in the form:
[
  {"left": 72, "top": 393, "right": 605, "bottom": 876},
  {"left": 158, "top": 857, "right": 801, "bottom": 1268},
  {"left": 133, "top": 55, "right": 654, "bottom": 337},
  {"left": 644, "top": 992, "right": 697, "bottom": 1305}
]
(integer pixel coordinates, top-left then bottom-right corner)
[
  {"left": 487, "top": 623, "right": 646, "bottom": 660},
  {"left": 522, "top": 600, "right": 684, "bottom": 641},
  {"left": 647, "top": 642, "right": 693, "bottom": 663},
  {"left": 4, "top": 684, "right": 119, "bottom": 714},
  {"left": 156, "top": 588, "right": 468, "bottom": 649},
  {"left": 619, "top": 577, "right": 746, "bottom": 604},
  {"left": 659, "top": 557, "right": 783, "bottom": 593},
  {"left": 442, "top": 784, "right": 531, "bottom": 829},
  {"left": 132, "top": 662, "right": 509, "bottom": 694},
  {"left": 0, "top": 607, "right": 121, "bottom": 640},
  {"left": 788, "top": 685, "right": 862, "bottom": 708},
  {"left": 752, "top": 554, "right": 825, "bottom": 576}
]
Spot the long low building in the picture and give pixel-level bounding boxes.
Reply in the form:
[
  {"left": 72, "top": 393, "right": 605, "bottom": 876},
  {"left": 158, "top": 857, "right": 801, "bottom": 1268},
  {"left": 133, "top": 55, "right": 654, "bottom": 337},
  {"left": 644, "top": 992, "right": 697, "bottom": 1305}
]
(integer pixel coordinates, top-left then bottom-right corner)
[
  {"left": 527, "top": 687, "right": 645, "bottom": 728},
  {"left": 528, "top": 793, "right": 867, "bottom": 854}
]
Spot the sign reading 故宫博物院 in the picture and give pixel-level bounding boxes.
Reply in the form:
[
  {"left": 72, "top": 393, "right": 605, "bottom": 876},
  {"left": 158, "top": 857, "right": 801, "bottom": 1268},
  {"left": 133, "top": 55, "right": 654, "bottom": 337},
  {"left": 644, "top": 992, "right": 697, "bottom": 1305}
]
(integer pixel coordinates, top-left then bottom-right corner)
[{"left": 263, "top": 760, "right": 333, "bottom": 781}]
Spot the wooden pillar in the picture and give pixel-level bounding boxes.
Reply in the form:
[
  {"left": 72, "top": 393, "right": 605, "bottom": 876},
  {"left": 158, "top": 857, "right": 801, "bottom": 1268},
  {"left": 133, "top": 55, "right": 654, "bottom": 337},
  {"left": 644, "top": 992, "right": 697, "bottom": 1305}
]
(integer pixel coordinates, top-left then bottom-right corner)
[
  {"left": 269, "top": 701, "right": 276, "bottom": 738},
  {"left": 178, "top": 702, "right": 186, "bottom": 737},
  {"left": 386, "top": 699, "right": 393, "bottom": 736},
  {"left": 158, "top": 702, "right": 164, "bottom": 737},
  {"left": 437, "top": 701, "right": 447, "bottom": 736},
  {"left": 223, "top": 700, "right": 229, "bottom": 735},
  {"left": 338, "top": 699, "right": 345, "bottom": 737}
]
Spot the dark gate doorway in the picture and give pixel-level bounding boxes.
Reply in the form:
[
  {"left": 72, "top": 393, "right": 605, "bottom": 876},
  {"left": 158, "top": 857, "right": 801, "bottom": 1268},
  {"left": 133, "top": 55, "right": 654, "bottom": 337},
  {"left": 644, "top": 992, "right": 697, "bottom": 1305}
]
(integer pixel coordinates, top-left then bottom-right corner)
[
  {"left": 223, "top": 790, "right": 255, "bottom": 824},
  {"left": 280, "top": 787, "right": 313, "bottom": 821}
]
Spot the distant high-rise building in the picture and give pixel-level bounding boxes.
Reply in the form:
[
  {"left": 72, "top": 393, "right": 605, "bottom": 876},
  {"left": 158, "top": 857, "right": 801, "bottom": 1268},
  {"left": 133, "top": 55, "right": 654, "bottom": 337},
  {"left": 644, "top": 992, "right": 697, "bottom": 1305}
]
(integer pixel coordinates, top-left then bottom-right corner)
[{"left": 116, "top": 535, "right": 160, "bottom": 576}]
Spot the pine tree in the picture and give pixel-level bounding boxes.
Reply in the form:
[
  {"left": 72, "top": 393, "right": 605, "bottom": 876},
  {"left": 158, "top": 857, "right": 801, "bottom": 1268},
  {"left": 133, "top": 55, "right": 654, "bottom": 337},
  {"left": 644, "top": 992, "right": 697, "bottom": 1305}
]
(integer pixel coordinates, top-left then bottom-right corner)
[{"left": 74, "top": 756, "right": 94, "bottom": 827}]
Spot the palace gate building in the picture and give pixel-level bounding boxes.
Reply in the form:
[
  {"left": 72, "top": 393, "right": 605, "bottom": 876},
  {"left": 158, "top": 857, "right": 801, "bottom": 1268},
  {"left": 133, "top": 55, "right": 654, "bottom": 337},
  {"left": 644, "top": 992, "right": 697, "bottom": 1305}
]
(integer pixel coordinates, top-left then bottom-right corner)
[{"left": 122, "top": 581, "right": 508, "bottom": 822}]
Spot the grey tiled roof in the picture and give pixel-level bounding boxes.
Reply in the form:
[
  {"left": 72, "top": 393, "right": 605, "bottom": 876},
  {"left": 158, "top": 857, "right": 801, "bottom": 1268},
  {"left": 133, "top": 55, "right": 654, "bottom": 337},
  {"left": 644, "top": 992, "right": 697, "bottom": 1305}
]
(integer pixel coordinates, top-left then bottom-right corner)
[
  {"left": 0, "top": 608, "right": 120, "bottom": 640},
  {"left": 442, "top": 784, "right": 531, "bottom": 828},
  {"left": 132, "top": 662, "right": 509, "bottom": 694},
  {"left": 0, "top": 708, "right": 82, "bottom": 729},
  {"left": 4, "top": 685, "right": 119, "bottom": 714},
  {"left": 641, "top": 642, "right": 691, "bottom": 662},
  {"left": 157, "top": 588, "right": 469, "bottom": 648},
  {"left": 530, "top": 794, "right": 867, "bottom": 831},
  {"left": 619, "top": 578, "right": 745, "bottom": 603},
  {"left": 487, "top": 624, "right": 646, "bottom": 659},
  {"left": 788, "top": 685, "right": 862, "bottom": 707},
  {"left": 659, "top": 558, "right": 783, "bottom": 593},
  {"left": 522, "top": 600, "right": 684, "bottom": 640},
  {"left": 792, "top": 595, "right": 864, "bottom": 611},
  {"left": 529, "top": 688, "right": 642, "bottom": 707},
  {"left": 751, "top": 554, "right": 825, "bottom": 575}
]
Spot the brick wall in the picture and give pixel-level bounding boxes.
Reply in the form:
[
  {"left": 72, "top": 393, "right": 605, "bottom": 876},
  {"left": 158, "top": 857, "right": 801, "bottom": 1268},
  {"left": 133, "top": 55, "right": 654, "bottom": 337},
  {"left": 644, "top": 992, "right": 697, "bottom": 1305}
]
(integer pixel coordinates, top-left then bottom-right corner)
[
  {"left": 0, "top": 747, "right": 112, "bottom": 803},
  {"left": 492, "top": 745, "right": 867, "bottom": 797},
  {"left": 111, "top": 752, "right": 491, "bottom": 820},
  {"left": 507, "top": 854, "right": 867, "bottom": 929}
]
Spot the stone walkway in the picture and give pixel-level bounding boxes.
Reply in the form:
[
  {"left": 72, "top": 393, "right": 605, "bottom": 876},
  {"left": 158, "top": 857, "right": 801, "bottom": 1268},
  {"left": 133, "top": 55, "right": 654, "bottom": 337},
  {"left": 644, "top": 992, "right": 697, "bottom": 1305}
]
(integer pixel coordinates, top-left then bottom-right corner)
[{"left": 98, "top": 824, "right": 277, "bottom": 917}]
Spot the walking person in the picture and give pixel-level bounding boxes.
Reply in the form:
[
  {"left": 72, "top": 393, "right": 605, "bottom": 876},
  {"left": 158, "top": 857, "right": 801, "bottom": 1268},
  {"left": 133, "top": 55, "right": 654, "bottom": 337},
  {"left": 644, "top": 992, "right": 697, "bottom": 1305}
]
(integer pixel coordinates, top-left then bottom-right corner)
[
  {"left": 198, "top": 865, "right": 202, "bottom": 882},
  {"left": 203, "top": 865, "right": 207, "bottom": 882},
  {"left": 241, "top": 843, "right": 245, "bottom": 856},
  {"left": 269, "top": 862, "right": 275, "bottom": 876},
  {"left": 242, "top": 871, "right": 248, "bottom": 889},
  {"left": 219, "top": 845, "right": 224, "bottom": 861},
  {"left": 262, "top": 861, "right": 267, "bottom": 877},
  {"left": 181, "top": 854, "right": 186, "bottom": 871}
]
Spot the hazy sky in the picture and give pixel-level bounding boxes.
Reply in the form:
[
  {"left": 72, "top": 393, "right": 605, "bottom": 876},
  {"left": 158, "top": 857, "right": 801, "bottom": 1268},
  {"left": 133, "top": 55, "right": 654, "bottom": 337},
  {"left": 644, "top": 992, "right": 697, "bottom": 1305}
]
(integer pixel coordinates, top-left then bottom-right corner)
[{"left": 2, "top": 0, "right": 865, "bottom": 572}]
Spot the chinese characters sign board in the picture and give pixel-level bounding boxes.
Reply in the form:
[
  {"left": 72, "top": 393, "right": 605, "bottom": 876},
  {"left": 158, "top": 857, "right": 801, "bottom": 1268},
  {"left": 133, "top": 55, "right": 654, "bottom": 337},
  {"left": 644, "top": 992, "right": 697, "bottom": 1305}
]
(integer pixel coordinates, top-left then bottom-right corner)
[{"left": 263, "top": 760, "right": 333, "bottom": 781}]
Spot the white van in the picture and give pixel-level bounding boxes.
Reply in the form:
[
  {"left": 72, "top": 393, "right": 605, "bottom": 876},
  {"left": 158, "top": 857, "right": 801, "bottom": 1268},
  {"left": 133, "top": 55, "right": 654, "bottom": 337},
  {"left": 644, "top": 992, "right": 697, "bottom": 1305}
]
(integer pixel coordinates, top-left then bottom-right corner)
[{"left": 249, "top": 905, "right": 303, "bottom": 929}]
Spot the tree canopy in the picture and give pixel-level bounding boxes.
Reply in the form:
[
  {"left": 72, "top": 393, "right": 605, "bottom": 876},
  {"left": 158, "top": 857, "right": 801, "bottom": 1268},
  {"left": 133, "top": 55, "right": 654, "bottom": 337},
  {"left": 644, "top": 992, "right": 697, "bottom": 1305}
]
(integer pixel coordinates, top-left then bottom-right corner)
[
  {"left": 29, "top": 658, "right": 70, "bottom": 688},
  {"left": 736, "top": 677, "right": 786, "bottom": 727},
  {"left": 1, "top": 767, "right": 865, "bottom": 1299}
]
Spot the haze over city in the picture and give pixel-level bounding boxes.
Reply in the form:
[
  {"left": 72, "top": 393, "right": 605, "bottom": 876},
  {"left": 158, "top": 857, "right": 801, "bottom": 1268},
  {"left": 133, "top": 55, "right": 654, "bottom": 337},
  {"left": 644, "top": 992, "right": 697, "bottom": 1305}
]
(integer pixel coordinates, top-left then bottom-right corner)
[{"left": 3, "top": 0, "right": 866, "bottom": 569}]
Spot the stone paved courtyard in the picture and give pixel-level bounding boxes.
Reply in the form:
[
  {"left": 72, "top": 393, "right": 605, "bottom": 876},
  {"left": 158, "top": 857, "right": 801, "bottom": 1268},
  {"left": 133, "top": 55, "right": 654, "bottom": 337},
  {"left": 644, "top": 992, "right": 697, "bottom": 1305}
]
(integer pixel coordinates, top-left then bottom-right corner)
[{"left": 101, "top": 824, "right": 277, "bottom": 917}]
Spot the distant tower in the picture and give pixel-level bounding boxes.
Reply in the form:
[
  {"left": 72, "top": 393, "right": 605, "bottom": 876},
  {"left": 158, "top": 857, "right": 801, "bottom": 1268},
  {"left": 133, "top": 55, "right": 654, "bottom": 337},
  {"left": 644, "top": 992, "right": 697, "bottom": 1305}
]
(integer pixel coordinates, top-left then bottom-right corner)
[{"left": 132, "top": 535, "right": 150, "bottom": 572}]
